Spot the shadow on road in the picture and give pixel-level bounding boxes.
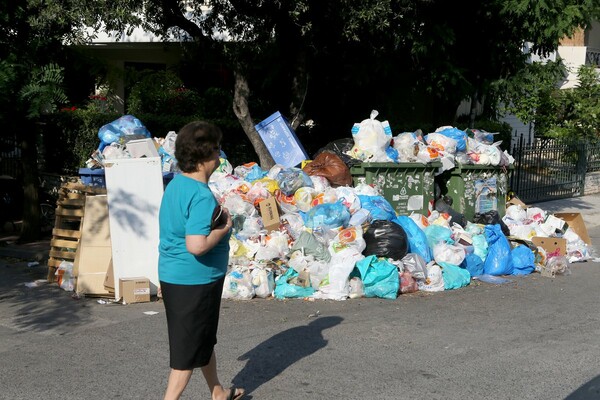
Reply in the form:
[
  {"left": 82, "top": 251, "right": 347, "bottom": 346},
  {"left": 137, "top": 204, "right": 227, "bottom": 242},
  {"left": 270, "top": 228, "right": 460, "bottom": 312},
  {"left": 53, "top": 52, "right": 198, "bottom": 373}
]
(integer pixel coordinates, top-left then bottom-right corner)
[
  {"left": 232, "top": 315, "right": 343, "bottom": 396},
  {"left": 564, "top": 374, "right": 600, "bottom": 400},
  {"left": 0, "top": 261, "right": 92, "bottom": 334}
]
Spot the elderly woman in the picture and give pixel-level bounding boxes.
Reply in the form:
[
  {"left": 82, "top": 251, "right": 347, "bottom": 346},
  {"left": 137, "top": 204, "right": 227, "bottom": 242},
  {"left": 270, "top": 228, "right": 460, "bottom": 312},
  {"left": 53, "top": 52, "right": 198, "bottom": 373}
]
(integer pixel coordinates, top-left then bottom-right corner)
[{"left": 158, "top": 121, "right": 244, "bottom": 400}]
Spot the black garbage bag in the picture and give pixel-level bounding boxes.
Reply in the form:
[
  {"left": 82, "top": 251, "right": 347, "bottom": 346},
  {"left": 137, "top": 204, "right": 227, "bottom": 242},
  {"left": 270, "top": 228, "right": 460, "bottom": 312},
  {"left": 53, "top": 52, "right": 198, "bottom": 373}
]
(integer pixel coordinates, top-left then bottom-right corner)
[
  {"left": 435, "top": 196, "right": 467, "bottom": 227},
  {"left": 473, "top": 210, "right": 511, "bottom": 236},
  {"left": 314, "top": 138, "right": 362, "bottom": 168},
  {"left": 363, "top": 220, "right": 408, "bottom": 261}
]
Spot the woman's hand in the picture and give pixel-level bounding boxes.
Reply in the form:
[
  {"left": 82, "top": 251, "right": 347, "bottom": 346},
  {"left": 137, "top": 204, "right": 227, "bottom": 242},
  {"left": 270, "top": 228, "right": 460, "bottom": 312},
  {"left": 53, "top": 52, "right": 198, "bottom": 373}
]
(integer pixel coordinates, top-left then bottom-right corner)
[{"left": 186, "top": 207, "right": 233, "bottom": 255}]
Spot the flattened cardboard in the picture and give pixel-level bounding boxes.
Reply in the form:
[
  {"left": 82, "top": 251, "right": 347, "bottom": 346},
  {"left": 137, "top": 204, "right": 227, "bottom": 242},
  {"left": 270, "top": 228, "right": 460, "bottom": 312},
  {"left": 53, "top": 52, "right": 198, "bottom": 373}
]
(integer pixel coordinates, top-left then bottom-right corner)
[
  {"left": 119, "top": 277, "right": 150, "bottom": 304},
  {"left": 259, "top": 197, "right": 280, "bottom": 232},
  {"left": 103, "top": 258, "right": 114, "bottom": 291},
  {"left": 531, "top": 237, "right": 567, "bottom": 256},
  {"left": 75, "top": 195, "right": 113, "bottom": 296},
  {"left": 553, "top": 212, "right": 591, "bottom": 245},
  {"left": 506, "top": 197, "right": 528, "bottom": 209}
]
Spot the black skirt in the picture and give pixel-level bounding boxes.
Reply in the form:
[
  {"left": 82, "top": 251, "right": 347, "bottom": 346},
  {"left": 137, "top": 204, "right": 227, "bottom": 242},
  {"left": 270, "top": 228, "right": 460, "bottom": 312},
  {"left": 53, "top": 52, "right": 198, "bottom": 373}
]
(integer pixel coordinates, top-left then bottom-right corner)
[{"left": 160, "top": 278, "right": 225, "bottom": 370}]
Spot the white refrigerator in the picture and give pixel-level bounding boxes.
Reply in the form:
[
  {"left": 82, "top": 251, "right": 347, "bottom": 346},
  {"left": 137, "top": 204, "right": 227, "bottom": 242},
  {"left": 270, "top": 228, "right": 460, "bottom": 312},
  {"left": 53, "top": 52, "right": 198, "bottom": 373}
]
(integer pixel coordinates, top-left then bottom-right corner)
[{"left": 104, "top": 157, "right": 163, "bottom": 300}]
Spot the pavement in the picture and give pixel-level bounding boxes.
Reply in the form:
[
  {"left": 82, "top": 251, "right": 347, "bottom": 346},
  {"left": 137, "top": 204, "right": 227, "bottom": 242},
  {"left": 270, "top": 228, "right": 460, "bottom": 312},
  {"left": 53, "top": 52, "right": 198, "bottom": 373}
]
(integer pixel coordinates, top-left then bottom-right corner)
[{"left": 1, "top": 194, "right": 599, "bottom": 399}]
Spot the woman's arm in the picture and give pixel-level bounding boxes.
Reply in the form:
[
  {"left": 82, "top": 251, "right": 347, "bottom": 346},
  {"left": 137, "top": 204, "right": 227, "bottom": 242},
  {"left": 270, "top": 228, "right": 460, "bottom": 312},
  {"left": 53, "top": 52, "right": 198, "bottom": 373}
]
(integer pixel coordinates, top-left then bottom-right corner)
[{"left": 185, "top": 207, "right": 232, "bottom": 256}]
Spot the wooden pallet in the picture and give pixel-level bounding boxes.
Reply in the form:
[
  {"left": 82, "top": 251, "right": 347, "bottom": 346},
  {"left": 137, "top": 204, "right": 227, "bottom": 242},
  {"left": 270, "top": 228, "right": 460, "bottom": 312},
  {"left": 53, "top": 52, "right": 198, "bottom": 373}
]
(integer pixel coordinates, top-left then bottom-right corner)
[{"left": 46, "top": 182, "right": 107, "bottom": 282}]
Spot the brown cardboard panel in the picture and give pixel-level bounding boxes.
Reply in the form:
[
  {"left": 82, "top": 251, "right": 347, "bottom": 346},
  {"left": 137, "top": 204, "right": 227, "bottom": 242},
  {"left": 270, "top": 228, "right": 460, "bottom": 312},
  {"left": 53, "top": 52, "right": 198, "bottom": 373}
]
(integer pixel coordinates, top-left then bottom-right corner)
[
  {"left": 104, "top": 258, "right": 114, "bottom": 290},
  {"left": 259, "top": 197, "right": 280, "bottom": 232},
  {"left": 531, "top": 237, "right": 567, "bottom": 256},
  {"left": 80, "top": 195, "right": 111, "bottom": 246},
  {"left": 506, "top": 197, "right": 528, "bottom": 209},
  {"left": 77, "top": 272, "right": 112, "bottom": 296},
  {"left": 77, "top": 246, "right": 112, "bottom": 274},
  {"left": 75, "top": 194, "right": 112, "bottom": 295},
  {"left": 119, "top": 277, "right": 151, "bottom": 304},
  {"left": 553, "top": 212, "right": 591, "bottom": 245}
]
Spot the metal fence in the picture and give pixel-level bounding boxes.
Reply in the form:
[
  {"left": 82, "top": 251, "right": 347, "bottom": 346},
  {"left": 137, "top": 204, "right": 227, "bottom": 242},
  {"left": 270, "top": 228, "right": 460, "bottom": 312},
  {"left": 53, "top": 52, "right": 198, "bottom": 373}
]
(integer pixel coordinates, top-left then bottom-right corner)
[
  {"left": 509, "top": 135, "right": 597, "bottom": 203},
  {"left": 0, "top": 134, "right": 21, "bottom": 179}
]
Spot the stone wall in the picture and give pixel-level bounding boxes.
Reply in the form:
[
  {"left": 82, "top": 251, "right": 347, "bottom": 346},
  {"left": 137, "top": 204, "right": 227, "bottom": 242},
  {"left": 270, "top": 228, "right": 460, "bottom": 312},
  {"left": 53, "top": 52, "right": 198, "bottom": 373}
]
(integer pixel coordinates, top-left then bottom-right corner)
[{"left": 584, "top": 171, "right": 600, "bottom": 195}]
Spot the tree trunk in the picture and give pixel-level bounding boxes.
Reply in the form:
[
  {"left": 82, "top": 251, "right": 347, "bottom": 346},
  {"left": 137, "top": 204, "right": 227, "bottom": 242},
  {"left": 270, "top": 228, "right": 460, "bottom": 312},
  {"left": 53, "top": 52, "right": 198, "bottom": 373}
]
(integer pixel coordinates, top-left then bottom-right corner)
[
  {"left": 232, "top": 69, "right": 275, "bottom": 170},
  {"left": 19, "top": 123, "right": 41, "bottom": 242},
  {"left": 468, "top": 86, "right": 480, "bottom": 129}
]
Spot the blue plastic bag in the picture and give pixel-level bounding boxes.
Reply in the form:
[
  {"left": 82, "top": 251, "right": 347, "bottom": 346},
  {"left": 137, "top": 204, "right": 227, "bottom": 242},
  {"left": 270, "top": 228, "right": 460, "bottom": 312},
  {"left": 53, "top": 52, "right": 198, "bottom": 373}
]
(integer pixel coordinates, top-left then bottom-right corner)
[
  {"left": 97, "top": 115, "right": 151, "bottom": 151},
  {"left": 275, "top": 168, "right": 313, "bottom": 195},
  {"left": 394, "top": 216, "right": 432, "bottom": 263},
  {"left": 303, "top": 201, "right": 351, "bottom": 230},
  {"left": 435, "top": 127, "right": 468, "bottom": 152},
  {"left": 461, "top": 253, "right": 484, "bottom": 277},
  {"left": 357, "top": 195, "right": 396, "bottom": 221},
  {"left": 483, "top": 224, "right": 514, "bottom": 275},
  {"left": 439, "top": 261, "right": 471, "bottom": 290},
  {"left": 274, "top": 268, "right": 315, "bottom": 299},
  {"left": 386, "top": 146, "right": 399, "bottom": 162},
  {"left": 353, "top": 255, "right": 399, "bottom": 299},
  {"left": 423, "top": 224, "right": 453, "bottom": 249},
  {"left": 511, "top": 245, "right": 535, "bottom": 275}
]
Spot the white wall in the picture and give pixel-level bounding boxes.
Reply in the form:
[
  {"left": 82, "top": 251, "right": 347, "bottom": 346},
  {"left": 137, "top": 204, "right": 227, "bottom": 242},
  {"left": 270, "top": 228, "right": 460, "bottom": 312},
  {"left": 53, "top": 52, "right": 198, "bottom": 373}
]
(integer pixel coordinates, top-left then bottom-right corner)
[{"left": 557, "top": 46, "right": 588, "bottom": 88}]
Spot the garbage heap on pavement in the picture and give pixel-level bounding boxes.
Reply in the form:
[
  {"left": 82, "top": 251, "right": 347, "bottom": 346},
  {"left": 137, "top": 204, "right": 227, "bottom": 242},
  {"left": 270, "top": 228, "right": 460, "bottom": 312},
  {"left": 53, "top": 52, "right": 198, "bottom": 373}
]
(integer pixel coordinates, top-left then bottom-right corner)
[
  {"left": 86, "top": 111, "right": 596, "bottom": 302},
  {"left": 196, "top": 111, "right": 594, "bottom": 301}
]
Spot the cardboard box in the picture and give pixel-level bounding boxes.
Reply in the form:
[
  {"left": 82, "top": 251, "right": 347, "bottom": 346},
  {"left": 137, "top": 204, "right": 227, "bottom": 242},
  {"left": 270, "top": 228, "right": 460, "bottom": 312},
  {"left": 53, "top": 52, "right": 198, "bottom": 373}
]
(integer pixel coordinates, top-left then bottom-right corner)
[
  {"left": 255, "top": 111, "right": 308, "bottom": 168},
  {"left": 531, "top": 237, "right": 567, "bottom": 256},
  {"left": 119, "top": 277, "right": 151, "bottom": 304},
  {"left": 553, "top": 212, "right": 591, "bottom": 245},
  {"left": 259, "top": 197, "right": 280, "bottom": 232}
]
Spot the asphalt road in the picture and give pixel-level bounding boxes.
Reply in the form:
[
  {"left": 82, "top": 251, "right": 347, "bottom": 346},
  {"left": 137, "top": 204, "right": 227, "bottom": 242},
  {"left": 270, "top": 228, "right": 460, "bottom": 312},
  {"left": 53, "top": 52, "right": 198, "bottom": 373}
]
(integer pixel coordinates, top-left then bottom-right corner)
[{"left": 1, "top": 226, "right": 599, "bottom": 400}]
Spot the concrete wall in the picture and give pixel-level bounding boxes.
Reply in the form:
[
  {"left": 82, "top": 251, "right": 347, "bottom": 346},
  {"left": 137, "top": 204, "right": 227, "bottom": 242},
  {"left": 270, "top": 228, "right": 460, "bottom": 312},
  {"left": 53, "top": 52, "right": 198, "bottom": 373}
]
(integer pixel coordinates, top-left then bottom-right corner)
[{"left": 584, "top": 171, "right": 600, "bottom": 195}]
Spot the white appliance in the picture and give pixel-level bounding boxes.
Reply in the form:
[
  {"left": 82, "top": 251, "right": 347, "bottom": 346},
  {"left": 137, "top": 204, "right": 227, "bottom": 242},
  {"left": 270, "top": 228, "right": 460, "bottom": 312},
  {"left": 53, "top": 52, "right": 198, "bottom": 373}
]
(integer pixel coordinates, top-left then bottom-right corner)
[{"left": 104, "top": 157, "right": 163, "bottom": 300}]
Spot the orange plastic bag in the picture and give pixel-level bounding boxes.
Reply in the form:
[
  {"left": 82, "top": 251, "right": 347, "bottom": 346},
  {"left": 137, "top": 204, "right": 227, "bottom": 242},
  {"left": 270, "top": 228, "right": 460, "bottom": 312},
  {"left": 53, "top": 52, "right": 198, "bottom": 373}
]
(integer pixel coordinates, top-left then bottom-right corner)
[{"left": 302, "top": 151, "right": 352, "bottom": 187}]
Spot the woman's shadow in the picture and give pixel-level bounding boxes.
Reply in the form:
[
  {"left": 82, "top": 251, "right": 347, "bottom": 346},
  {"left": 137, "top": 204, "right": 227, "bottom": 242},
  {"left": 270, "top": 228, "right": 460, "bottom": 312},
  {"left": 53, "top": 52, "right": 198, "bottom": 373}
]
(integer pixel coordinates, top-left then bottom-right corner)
[{"left": 231, "top": 315, "right": 343, "bottom": 396}]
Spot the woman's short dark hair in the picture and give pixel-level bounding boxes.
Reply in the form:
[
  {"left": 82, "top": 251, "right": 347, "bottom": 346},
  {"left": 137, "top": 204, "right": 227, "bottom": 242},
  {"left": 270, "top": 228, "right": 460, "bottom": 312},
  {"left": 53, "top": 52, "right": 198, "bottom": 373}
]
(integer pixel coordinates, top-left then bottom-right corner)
[{"left": 175, "top": 121, "right": 223, "bottom": 173}]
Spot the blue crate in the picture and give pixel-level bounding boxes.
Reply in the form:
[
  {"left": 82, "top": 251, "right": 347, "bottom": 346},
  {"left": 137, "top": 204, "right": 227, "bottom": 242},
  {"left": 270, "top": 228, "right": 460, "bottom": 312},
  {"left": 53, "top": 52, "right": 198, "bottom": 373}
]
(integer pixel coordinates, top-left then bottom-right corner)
[
  {"left": 79, "top": 168, "right": 175, "bottom": 188},
  {"left": 255, "top": 111, "right": 308, "bottom": 168},
  {"left": 79, "top": 168, "right": 106, "bottom": 187}
]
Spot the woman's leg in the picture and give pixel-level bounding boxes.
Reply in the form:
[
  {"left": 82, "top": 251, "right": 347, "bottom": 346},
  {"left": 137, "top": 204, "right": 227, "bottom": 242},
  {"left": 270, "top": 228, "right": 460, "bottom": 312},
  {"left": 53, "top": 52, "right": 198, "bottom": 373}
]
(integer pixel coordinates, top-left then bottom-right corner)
[
  {"left": 201, "top": 351, "right": 244, "bottom": 400},
  {"left": 164, "top": 368, "right": 193, "bottom": 400}
]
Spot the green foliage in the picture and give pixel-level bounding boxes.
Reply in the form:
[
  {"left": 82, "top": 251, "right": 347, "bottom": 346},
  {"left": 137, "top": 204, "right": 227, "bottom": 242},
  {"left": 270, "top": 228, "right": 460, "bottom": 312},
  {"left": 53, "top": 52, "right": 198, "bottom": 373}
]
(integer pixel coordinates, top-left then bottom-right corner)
[
  {"left": 41, "top": 110, "right": 120, "bottom": 174},
  {"left": 19, "top": 63, "right": 68, "bottom": 118},
  {"left": 127, "top": 70, "right": 203, "bottom": 116},
  {"left": 492, "top": 60, "right": 567, "bottom": 124},
  {"left": 544, "top": 65, "right": 600, "bottom": 139}
]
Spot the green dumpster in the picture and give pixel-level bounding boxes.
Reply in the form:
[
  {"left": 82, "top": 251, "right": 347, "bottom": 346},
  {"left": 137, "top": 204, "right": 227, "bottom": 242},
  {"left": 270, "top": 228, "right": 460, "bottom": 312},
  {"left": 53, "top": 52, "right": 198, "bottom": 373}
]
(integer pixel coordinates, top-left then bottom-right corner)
[
  {"left": 438, "top": 164, "right": 512, "bottom": 221},
  {"left": 350, "top": 162, "right": 441, "bottom": 216}
]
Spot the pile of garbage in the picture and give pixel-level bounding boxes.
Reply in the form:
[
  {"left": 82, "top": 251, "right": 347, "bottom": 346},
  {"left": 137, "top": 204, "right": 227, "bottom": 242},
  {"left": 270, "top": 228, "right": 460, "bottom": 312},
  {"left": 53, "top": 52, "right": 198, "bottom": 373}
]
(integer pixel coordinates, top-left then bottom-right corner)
[
  {"left": 83, "top": 111, "right": 595, "bottom": 301},
  {"left": 209, "top": 156, "right": 595, "bottom": 301},
  {"left": 85, "top": 115, "right": 178, "bottom": 173},
  {"left": 346, "top": 110, "right": 514, "bottom": 172}
]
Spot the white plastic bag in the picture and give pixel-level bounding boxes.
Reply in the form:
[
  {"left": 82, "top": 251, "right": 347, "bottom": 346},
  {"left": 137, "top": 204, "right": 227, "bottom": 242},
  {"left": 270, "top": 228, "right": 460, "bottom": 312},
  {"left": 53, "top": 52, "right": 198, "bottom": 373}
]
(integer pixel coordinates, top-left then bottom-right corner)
[
  {"left": 251, "top": 267, "right": 275, "bottom": 298},
  {"left": 222, "top": 267, "right": 255, "bottom": 299},
  {"left": 347, "top": 110, "right": 392, "bottom": 162},
  {"left": 56, "top": 261, "right": 74, "bottom": 292},
  {"left": 417, "top": 262, "right": 445, "bottom": 292}
]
